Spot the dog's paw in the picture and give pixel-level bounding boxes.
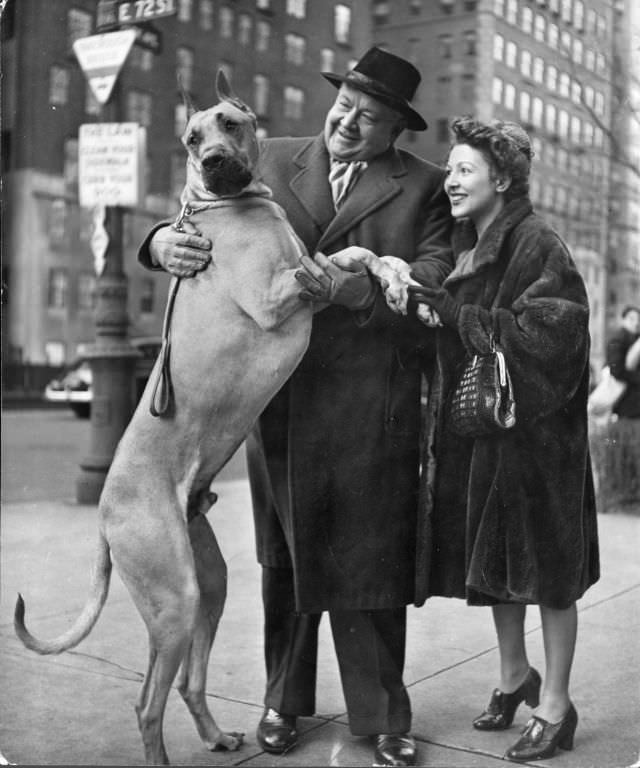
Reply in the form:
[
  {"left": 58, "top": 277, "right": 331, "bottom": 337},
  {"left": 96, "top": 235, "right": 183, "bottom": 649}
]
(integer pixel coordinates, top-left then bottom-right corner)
[{"left": 208, "top": 731, "right": 245, "bottom": 752}]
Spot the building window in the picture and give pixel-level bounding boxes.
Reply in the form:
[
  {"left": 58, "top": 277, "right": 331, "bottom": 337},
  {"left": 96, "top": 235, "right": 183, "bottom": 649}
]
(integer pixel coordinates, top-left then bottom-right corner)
[
  {"left": 505, "top": 40, "right": 517, "bottom": 67},
  {"left": 48, "top": 269, "right": 69, "bottom": 309},
  {"left": 285, "top": 33, "right": 306, "bottom": 65},
  {"left": 570, "top": 115, "right": 581, "bottom": 143},
  {"left": 506, "top": 0, "right": 517, "bottom": 24},
  {"left": 440, "top": 0, "right": 455, "bottom": 13},
  {"left": 549, "top": 0, "right": 560, "bottom": 12},
  {"left": 572, "top": 38, "right": 583, "bottom": 65},
  {"left": 570, "top": 79, "right": 581, "bottom": 104},
  {"left": 583, "top": 121, "right": 594, "bottom": 146},
  {"left": 561, "top": 0, "right": 572, "bottom": 24},
  {"left": 45, "top": 341, "right": 66, "bottom": 365},
  {"left": 464, "top": 30, "right": 477, "bottom": 56},
  {"left": 558, "top": 109, "right": 569, "bottom": 138},
  {"left": 140, "top": 279, "right": 155, "bottom": 314},
  {"left": 257, "top": 0, "right": 271, "bottom": 9},
  {"left": 49, "top": 199, "right": 68, "bottom": 247},
  {"left": 239, "top": 14, "right": 252, "bottom": 45},
  {"left": 464, "top": 0, "right": 477, "bottom": 8},
  {"left": 573, "top": 0, "right": 584, "bottom": 30},
  {"left": 321, "top": 48, "right": 335, "bottom": 72},
  {"left": 67, "top": 8, "right": 92, "bottom": 51},
  {"left": 532, "top": 96, "right": 543, "bottom": 127},
  {"left": 78, "top": 274, "right": 96, "bottom": 311},
  {"left": 200, "top": 0, "right": 214, "bottom": 29},
  {"left": 49, "top": 66, "right": 70, "bottom": 106},
  {"left": 284, "top": 86, "right": 304, "bottom": 119},
  {"left": 130, "top": 45, "right": 153, "bottom": 72},
  {"left": 519, "top": 90, "right": 531, "bottom": 122},
  {"left": 64, "top": 138, "right": 78, "bottom": 192},
  {"left": 493, "top": 33, "right": 504, "bottom": 61},
  {"left": 584, "top": 85, "right": 594, "bottom": 109},
  {"left": 584, "top": 48, "right": 595, "bottom": 72},
  {"left": 545, "top": 103, "right": 557, "bottom": 133},
  {"left": 256, "top": 20, "right": 271, "bottom": 51},
  {"left": 521, "top": 6, "right": 533, "bottom": 33},
  {"left": 460, "top": 72, "right": 475, "bottom": 101},
  {"left": 178, "top": 0, "right": 193, "bottom": 22},
  {"left": 286, "top": 0, "right": 306, "bottom": 18},
  {"left": 594, "top": 91, "right": 604, "bottom": 117},
  {"left": 533, "top": 56, "right": 544, "bottom": 83},
  {"left": 439, "top": 33, "right": 454, "bottom": 58},
  {"left": 546, "top": 64, "right": 557, "bottom": 91},
  {"left": 494, "top": 0, "right": 505, "bottom": 14},
  {"left": 492, "top": 76, "right": 503, "bottom": 105},
  {"left": 126, "top": 91, "right": 152, "bottom": 126},
  {"left": 170, "top": 152, "right": 186, "bottom": 200},
  {"left": 373, "top": 1, "right": 390, "bottom": 25},
  {"left": 334, "top": 5, "right": 351, "bottom": 44},
  {"left": 436, "top": 118, "right": 449, "bottom": 143},
  {"left": 520, "top": 49, "right": 532, "bottom": 77},
  {"left": 175, "top": 103, "right": 187, "bottom": 138},
  {"left": 437, "top": 75, "right": 452, "bottom": 103},
  {"left": 558, "top": 71, "right": 570, "bottom": 98},
  {"left": 547, "top": 22, "right": 558, "bottom": 49},
  {"left": 561, "top": 30, "right": 572, "bottom": 57},
  {"left": 253, "top": 74, "right": 269, "bottom": 116},
  {"left": 410, "top": 0, "right": 423, "bottom": 14},
  {"left": 586, "top": 8, "right": 596, "bottom": 34},
  {"left": 504, "top": 82, "right": 516, "bottom": 110},
  {"left": 535, "top": 14, "right": 546, "bottom": 42},
  {"left": 220, "top": 6, "right": 234, "bottom": 37},
  {"left": 176, "top": 47, "right": 194, "bottom": 92}
]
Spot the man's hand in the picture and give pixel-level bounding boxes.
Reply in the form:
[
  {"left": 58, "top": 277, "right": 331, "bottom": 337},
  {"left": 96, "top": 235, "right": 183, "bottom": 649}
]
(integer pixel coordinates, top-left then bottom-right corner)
[
  {"left": 149, "top": 224, "right": 212, "bottom": 278},
  {"left": 407, "top": 283, "right": 461, "bottom": 328},
  {"left": 295, "top": 252, "right": 376, "bottom": 310}
]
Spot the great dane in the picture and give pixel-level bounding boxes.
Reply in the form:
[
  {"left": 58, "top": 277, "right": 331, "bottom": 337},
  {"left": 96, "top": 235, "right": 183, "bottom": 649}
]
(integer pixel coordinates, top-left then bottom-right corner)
[{"left": 14, "top": 72, "right": 420, "bottom": 765}]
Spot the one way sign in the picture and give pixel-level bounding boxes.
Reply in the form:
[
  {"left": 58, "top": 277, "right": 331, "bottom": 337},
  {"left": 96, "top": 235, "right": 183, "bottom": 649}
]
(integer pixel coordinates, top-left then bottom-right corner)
[{"left": 73, "top": 29, "right": 136, "bottom": 104}]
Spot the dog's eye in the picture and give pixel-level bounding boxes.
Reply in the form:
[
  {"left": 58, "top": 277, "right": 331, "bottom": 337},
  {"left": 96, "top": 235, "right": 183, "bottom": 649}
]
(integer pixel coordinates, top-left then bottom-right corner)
[
  {"left": 224, "top": 120, "right": 238, "bottom": 132},
  {"left": 186, "top": 131, "right": 200, "bottom": 147}
]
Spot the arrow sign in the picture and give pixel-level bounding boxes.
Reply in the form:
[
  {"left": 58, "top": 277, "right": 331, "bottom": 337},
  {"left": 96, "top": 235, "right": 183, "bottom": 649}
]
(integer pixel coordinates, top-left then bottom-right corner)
[{"left": 73, "top": 30, "right": 136, "bottom": 104}]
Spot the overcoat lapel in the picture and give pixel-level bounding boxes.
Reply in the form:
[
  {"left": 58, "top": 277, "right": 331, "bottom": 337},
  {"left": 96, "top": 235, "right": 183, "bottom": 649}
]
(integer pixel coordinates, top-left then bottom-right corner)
[
  {"left": 288, "top": 135, "right": 335, "bottom": 235},
  {"left": 318, "top": 147, "right": 406, "bottom": 252}
]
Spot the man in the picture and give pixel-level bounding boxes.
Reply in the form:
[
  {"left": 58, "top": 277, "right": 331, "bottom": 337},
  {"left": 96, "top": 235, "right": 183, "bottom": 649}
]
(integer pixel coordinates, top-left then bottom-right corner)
[
  {"left": 607, "top": 305, "right": 640, "bottom": 419},
  {"left": 139, "top": 48, "right": 453, "bottom": 767}
]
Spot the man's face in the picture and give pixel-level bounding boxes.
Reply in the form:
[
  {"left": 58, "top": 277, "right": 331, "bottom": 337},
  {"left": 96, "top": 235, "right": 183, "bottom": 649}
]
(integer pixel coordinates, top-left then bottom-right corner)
[
  {"left": 324, "top": 84, "right": 405, "bottom": 162},
  {"left": 622, "top": 309, "right": 640, "bottom": 334}
]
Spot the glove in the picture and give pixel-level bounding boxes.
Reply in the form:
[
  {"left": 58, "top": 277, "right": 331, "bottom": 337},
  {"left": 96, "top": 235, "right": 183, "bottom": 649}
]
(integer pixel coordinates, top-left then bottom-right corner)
[
  {"left": 295, "top": 252, "right": 376, "bottom": 310},
  {"left": 407, "top": 283, "right": 462, "bottom": 328}
]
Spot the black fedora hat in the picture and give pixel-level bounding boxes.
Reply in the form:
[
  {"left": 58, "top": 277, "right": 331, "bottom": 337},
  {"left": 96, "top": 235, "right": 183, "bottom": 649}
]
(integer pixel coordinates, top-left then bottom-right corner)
[{"left": 322, "top": 47, "right": 427, "bottom": 132}]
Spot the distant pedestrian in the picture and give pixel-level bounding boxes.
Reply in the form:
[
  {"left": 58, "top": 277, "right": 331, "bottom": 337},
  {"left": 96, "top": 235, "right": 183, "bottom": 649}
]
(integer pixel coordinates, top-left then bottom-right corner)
[
  {"left": 606, "top": 305, "right": 640, "bottom": 420},
  {"left": 408, "top": 117, "right": 599, "bottom": 763}
]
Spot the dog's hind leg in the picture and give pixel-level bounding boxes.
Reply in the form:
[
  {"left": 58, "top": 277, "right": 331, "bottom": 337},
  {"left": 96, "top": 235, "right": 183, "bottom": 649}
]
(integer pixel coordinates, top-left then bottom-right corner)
[
  {"left": 176, "top": 508, "right": 244, "bottom": 752},
  {"left": 108, "top": 508, "right": 200, "bottom": 765}
]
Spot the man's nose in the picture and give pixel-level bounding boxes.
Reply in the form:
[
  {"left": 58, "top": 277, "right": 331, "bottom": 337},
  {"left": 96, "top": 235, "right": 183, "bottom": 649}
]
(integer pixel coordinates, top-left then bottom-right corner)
[{"left": 340, "top": 108, "right": 359, "bottom": 130}]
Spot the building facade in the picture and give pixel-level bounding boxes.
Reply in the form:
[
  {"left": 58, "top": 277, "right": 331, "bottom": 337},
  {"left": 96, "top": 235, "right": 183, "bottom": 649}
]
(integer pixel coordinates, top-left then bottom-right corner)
[
  {"left": 2, "top": 0, "right": 638, "bottom": 380},
  {"left": 1, "top": 0, "right": 370, "bottom": 373}
]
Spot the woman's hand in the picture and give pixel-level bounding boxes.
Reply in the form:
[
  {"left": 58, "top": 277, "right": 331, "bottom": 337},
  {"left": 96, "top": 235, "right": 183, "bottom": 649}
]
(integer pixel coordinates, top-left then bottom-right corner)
[
  {"left": 407, "top": 284, "right": 461, "bottom": 328},
  {"left": 149, "top": 225, "right": 212, "bottom": 278}
]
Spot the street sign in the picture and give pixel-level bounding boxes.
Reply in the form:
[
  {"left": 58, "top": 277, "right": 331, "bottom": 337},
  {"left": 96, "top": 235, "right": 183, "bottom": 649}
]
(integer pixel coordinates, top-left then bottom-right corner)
[
  {"left": 72, "top": 30, "right": 136, "bottom": 104},
  {"left": 117, "top": 0, "right": 177, "bottom": 24},
  {"left": 78, "top": 123, "right": 147, "bottom": 208}
]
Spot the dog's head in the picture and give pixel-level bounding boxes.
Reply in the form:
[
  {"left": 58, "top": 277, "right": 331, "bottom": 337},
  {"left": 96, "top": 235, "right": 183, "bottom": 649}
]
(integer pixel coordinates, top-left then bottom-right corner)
[{"left": 181, "top": 71, "right": 259, "bottom": 199}]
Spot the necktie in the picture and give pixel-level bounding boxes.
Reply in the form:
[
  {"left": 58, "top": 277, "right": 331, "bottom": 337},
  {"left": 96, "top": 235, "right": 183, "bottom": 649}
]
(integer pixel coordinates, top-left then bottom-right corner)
[{"left": 329, "top": 161, "right": 366, "bottom": 209}]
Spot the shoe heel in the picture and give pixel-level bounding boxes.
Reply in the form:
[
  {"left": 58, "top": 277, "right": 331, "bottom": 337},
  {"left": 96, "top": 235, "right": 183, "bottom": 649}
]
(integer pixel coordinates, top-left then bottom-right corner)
[
  {"left": 559, "top": 731, "right": 575, "bottom": 751},
  {"left": 524, "top": 668, "right": 541, "bottom": 708},
  {"left": 559, "top": 705, "right": 578, "bottom": 751}
]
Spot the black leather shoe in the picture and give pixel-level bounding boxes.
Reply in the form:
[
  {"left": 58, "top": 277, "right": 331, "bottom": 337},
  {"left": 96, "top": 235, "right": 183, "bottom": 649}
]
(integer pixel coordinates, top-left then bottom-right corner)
[
  {"left": 505, "top": 703, "right": 578, "bottom": 762},
  {"left": 373, "top": 733, "right": 417, "bottom": 767},
  {"left": 473, "top": 667, "right": 541, "bottom": 730},
  {"left": 256, "top": 708, "right": 298, "bottom": 754}
]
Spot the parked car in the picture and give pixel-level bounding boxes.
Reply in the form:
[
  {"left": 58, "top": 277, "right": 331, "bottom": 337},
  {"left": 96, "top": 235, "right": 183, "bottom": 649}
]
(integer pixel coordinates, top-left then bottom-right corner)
[{"left": 44, "top": 337, "right": 162, "bottom": 418}]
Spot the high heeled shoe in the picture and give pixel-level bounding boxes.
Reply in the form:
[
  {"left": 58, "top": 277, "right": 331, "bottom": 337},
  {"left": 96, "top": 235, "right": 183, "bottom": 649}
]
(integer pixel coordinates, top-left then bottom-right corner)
[
  {"left": 505, "top": 702, "right": 578, "bottom": 762},
  {"left": 472, "top": 667, "right": 541, "bottom": 730}
]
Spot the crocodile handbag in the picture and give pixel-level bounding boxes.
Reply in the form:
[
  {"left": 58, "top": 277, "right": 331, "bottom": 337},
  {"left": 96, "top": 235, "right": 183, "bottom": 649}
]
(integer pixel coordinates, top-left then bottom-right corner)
[{"left": 449, "top": 336, "right": 516, "bottom": 438}]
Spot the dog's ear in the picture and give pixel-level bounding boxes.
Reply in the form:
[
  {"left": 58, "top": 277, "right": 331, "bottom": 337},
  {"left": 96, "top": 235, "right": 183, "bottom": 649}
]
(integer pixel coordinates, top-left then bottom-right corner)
[
  {"left": 178, "top": 74, "right": 198, "bottom": 119},
  {"left": 215, "top": 70, "right": 257, "bottom": 126}
]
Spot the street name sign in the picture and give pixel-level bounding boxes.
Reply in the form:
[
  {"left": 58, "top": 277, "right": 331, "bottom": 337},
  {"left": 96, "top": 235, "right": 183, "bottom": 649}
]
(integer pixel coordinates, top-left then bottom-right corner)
[
  {"left": 72, "top": 30, "right": 136, "bottom": 104},
  {"left": 78, "top": 123, "right": 146, "bottom": 208}
]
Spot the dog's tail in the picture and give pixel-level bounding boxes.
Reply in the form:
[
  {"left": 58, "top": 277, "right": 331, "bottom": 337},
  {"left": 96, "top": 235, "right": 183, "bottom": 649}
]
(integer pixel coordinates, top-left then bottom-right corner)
[{"left": 14, "top": 533, "right": 112, "bottom": 655}]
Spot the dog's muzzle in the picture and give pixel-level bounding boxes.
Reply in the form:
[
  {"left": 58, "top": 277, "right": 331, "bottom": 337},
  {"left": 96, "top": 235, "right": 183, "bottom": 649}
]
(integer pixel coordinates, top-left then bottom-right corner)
[{"left": 201, "top": 151, "right": 253, "bottom": 196}]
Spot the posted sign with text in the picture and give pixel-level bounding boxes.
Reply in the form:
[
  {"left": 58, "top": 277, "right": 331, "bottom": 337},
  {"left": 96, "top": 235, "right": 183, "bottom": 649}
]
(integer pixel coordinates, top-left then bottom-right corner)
[{"left": 79, "top": 123, "right": 146, "bottom": 208}]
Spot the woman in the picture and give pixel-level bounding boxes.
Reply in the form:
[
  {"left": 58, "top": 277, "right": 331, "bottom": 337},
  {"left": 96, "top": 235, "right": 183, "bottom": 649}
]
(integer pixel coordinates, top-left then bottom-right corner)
[{"left": 408, "top": 117, "right": 599, "bottom": 762}]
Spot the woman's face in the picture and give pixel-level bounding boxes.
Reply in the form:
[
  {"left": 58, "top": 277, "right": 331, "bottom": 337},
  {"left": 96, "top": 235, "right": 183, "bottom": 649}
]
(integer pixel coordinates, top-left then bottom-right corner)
[{"left": 444, "top": 143, "right": 507, "bottom": 232}]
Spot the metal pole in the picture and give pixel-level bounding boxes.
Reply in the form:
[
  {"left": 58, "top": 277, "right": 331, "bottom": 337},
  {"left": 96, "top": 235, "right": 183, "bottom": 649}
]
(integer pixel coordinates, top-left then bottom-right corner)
[{"left": 76, "top": 80, "right": 139, "bottom": 505}]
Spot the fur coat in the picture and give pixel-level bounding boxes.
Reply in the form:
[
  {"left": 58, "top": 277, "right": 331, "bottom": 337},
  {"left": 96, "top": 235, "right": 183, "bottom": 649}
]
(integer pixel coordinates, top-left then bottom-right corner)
[{"left": 419, "top": 198, "right": 599, "bottom": 609}]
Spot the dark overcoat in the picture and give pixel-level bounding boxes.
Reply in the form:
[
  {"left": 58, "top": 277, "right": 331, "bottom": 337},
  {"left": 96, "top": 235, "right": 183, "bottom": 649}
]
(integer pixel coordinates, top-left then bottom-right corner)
[
  {"left": 606, "top": 327, "right": 640, "bottom": 418},
  {"left": 422, "top": 198, "right": 599, "bottom": 610},
  {"left": 247, "top": 134, "right": 453, "bottom": 613}
]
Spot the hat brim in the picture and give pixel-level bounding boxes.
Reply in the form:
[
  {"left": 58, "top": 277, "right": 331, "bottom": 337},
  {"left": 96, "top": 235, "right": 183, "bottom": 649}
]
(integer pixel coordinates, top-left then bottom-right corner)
[{"left": 322, "top": 72, "right": 427, "bottom": 132}]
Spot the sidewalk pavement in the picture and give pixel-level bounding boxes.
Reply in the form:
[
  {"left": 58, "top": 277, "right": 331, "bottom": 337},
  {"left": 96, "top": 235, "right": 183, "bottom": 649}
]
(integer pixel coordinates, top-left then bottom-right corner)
[{"left": 1, "top": 480, "right": 639, "bottom": 768}]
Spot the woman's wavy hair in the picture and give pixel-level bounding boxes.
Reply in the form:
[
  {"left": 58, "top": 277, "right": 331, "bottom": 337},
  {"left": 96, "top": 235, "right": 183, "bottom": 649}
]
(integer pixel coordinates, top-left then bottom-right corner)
[{"left": 449, "top": 116, "right": 532, "bottom": 202}]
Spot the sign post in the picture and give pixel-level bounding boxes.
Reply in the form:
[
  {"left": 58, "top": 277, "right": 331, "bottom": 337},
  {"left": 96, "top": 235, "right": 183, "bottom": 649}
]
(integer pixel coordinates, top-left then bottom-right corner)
[{"left": 73, "top": 31, "right": 142, "bottom": 504}]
